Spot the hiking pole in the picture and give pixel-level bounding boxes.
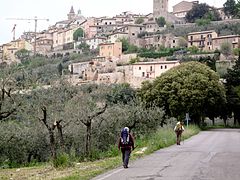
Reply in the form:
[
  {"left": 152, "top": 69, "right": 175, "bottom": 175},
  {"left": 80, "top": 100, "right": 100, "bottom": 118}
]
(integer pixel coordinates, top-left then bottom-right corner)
[
  {"left": 133, "top": 145, "right": 138, "bottom": 151},
  {"left": 182, "top": 134, "right": 184, "bottom": 145}
]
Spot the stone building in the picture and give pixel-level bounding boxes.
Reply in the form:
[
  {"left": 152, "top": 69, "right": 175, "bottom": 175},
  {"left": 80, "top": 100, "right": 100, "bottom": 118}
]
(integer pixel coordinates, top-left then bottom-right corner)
[
  {"left": 212, "top": 35, "right": 240, "bottom": 50},
  {"left": 188, "top": 30, "right": 218, "bottom": 51},
  {"left": 153, "top": 0, "right": 169, "bottom": 20},
  {"left": 153, "top": 0, "right": 184, "bottom": 24},
  {"left": 99, "top": 42, "right": 122, "bottom": 59},
  {"left": 173, "top": 1, "right": 199, "bottom": 18}
]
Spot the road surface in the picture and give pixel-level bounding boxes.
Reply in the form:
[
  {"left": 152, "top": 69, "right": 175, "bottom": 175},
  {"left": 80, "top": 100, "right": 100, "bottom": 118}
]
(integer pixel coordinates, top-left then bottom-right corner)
[{"left": 92, "top": 129, "right": 240, "bottom": 180}]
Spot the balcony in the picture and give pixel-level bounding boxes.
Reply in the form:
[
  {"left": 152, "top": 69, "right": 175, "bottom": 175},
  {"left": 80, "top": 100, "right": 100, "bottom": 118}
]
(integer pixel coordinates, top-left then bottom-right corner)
[{"left": 146, "top": 69, "right": 155, "bottom": 73}]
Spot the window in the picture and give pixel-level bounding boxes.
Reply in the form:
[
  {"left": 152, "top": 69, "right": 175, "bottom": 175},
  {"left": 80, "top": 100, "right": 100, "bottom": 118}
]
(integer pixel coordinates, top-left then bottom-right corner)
[
  {"left": 150, "top": 66, "right": 153, "bottom": 71},
  {"left": 165, "top": 65, "right": 167, "bottom": 69},
  {"left": 142, "top": 72, "right": 145, "bottom": 77},
  {"left": 139, "top": 67, "right": 141, "bottom": 70},
  {"left": 161, "top": 65, "right": 163, "bottom": 69},
  {"left": 173, "top": 40, "right": 175, "bottom": 43},
  {"left": 190, "top": 36, "right": 193, "bottom": 40}
]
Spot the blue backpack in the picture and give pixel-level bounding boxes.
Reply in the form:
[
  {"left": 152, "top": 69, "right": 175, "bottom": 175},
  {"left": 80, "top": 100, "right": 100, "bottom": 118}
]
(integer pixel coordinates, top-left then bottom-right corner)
[{"left": 121, "top": 128, "right": 130, "bottom": 145}]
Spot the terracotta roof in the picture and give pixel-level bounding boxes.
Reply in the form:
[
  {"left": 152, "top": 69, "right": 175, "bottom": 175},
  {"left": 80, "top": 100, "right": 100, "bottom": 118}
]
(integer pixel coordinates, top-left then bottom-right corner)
[
  {"left": 212, "top": 35, "right": 240, "bottom": 39},
  {"left": 188, "top": 30, "right": 216, "bottom": 35},
  {"left": 133, "top": 61, "right": 179, "bottom": 66}
]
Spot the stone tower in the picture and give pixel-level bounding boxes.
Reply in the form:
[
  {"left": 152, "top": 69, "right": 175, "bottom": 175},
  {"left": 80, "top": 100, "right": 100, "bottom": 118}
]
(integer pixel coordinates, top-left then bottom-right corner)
[
  {"left": 153, "top": 0, "right": 169, "bottom": 19},
  {"left": 68, "top": 6, "right": 76, "bottom": 20}
]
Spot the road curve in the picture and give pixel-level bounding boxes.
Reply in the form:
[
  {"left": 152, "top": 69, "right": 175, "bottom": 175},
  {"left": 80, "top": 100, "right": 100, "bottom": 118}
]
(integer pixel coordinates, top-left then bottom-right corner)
[{"left": 92, "top": 129, "right": 240, "bottom": 180}]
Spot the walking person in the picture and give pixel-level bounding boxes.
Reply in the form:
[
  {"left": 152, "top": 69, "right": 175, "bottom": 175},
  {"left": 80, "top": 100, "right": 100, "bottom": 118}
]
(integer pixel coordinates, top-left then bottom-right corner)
[
  {"left": 118, "top": 127, "right": 134, "bottom": 168},
  {"left": 174, "top": 121, "right": 185, "bottom": 145}
]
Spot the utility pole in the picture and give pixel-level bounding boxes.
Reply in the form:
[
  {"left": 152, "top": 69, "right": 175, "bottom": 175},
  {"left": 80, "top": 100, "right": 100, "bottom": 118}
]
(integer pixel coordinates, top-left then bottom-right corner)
[
  {"left": 11, "top": 24, "right": 16, "bottom": 41},
  {"left": 6, "top": 17, "right": 49, "bottom": 56}
]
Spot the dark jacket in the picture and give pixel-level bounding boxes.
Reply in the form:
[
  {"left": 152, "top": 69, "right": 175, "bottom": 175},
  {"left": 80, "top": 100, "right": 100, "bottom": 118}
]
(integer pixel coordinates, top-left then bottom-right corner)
[{"left": 118, "top": 133, "right": 134, "bottom": 151}]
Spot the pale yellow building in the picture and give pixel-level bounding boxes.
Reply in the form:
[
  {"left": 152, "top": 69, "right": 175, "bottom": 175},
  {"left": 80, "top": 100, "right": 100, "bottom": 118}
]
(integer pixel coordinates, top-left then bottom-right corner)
[
  {"left": 188, "top": 30, "right": 218, "bottom": 51},
  {"left": 2, "top": 39, "right": 33, "bottom": 61},
  {"left": 132, "top": 60, "right": 180, "bottom": 79},
  {"left": 99, "top": 42, "right": 122, "bottom": 59},
  {"left": 53, "top": 27, "right": 77, "bottom": 51}
]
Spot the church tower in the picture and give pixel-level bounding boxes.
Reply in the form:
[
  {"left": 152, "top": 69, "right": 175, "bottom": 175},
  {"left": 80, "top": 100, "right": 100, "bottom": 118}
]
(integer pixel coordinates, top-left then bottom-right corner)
[
  {"left": 153, "top": 0, "right": 169, "bottom": 19},
  {"left": 68, "top": 6, "right": 76, "bottom": 20}
]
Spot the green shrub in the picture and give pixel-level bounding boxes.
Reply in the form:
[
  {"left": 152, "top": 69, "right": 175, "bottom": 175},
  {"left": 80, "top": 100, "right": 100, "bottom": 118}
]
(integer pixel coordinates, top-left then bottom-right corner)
[{"left": 52, "top": 153, "right": 72, "bottom": 168}]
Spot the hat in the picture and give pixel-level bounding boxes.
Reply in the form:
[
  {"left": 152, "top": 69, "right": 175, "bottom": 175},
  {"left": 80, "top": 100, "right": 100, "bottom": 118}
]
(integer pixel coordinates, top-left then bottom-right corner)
[{"left": 123, "top": 127, "right": 129, "bottom": 132}]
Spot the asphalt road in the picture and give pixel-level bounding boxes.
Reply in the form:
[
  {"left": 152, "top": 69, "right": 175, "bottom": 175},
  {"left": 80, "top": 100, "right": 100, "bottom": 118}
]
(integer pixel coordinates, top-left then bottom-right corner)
[{"left": 92, "top": 129, "right": 240, "bottom": 180}]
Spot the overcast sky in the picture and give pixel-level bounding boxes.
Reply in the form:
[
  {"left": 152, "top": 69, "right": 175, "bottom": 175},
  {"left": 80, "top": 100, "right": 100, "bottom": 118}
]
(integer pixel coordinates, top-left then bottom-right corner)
[{"left": 0, "top": 0, "right": 225, "bottom": 44}]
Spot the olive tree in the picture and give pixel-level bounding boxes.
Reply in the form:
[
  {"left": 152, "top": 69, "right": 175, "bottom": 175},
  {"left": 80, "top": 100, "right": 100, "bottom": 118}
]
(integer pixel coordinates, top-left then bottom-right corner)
[
  {"left": 0, "top": 67, "right": 21, "bottom": 121},
  {"left": 220, "top": 41, "right": 233, "bottom": 59}
]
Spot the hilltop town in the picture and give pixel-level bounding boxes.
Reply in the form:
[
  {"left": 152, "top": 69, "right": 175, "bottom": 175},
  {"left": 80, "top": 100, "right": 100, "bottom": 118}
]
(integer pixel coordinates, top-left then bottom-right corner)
[{"left": 0, "top": 0, "right": 240, "bottom": 88}]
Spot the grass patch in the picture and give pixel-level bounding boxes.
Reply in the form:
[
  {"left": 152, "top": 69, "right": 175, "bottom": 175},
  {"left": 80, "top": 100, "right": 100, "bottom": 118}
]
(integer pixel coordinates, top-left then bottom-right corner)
[{"left": 0, "top": 125, "right": 200, "bottom": 180}]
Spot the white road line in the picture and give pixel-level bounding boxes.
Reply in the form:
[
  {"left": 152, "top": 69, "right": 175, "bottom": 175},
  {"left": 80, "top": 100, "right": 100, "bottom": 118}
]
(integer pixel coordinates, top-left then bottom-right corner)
[{"left": 95, "top": 169, "right": 124, "bottom": 180}]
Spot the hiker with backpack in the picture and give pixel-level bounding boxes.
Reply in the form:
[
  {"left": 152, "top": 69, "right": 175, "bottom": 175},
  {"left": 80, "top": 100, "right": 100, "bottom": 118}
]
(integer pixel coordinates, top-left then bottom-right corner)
[
  {"left": 174, "top": 121, "right": 185, "bottom": 145},
  {"left": 118, "top": 127, "right": 134, "bottom": 168}
]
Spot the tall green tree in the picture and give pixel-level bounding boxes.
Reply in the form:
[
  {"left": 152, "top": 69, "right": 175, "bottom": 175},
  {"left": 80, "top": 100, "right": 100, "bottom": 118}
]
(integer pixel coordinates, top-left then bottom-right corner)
[
  {"left": 137, "top": 62, "right": 226, "bottom": 125},
  {"left": 225, "top": 54, "right": 240, "bottom": 125},
  {"left": 15, "top": 49, "right": 30, "bottom": 61},
  {"left": 73, "top": 28, "right": 84, "bottom": 41},
  {"left": 119, "top": 38, "right": 138, "bottom": 53},
  {"left": 186, "top": 3, "right": 221, "bottom": 23},
  {"left": 156, "top": 16, "right": 166, "bottom": 27},
  {"left": 223, "top": 0, "right": 237, "bottom": 17},
  {"left": 135, "top": 17, "right": 144, "bottom": 24}
]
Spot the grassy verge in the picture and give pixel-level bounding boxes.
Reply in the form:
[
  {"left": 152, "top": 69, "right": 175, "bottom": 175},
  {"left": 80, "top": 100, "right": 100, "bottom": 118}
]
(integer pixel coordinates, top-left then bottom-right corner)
[{"left": 0, "top": 125, "right": 200, "bottom": 180}]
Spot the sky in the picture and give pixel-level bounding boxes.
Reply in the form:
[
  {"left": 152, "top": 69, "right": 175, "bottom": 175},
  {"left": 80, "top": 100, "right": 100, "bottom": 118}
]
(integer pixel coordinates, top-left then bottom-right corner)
[{"left": 0, "top": 0, "right": 226, "bottom": 45}]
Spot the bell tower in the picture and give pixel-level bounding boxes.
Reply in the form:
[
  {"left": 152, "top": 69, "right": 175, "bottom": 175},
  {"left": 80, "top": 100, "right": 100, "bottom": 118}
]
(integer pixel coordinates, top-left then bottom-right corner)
[{"left": 153, "top": 0, "right": 169, "bottom": 19}]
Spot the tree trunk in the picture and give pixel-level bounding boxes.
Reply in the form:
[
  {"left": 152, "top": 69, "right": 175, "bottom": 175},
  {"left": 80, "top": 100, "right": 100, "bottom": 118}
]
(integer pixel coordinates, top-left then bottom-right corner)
[
  {"left": 56, "top": 120, "right": 64, "bottom": 151},
  {"left": 49, "top": 130, "right": 56, "bottom": 160},
  {"left": 27, "top": 153, "right": 33, "bottom": 163},
  {"left": 223, "top": 118, "right": 227, "bottom": 127},
  {"left": 212, "top": 118, "right": 215, "bottom": 126},
  {"left": 86, "top": 123, "right": 91, "bottom": 156},
  {"left": 234, "top": 115, "right": 237, "bottom": 126}
]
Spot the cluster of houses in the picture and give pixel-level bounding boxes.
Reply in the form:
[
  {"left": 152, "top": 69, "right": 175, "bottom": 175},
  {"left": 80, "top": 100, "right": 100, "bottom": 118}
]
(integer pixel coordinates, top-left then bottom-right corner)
[{"left": 0, "top": 0, "right": 239, "bottom": 87}]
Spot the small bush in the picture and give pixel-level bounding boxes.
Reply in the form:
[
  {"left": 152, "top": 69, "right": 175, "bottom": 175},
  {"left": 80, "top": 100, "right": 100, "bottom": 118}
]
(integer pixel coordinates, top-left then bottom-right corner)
[{"left": 52, "top": 153, "right": 72, "bottom": 168}]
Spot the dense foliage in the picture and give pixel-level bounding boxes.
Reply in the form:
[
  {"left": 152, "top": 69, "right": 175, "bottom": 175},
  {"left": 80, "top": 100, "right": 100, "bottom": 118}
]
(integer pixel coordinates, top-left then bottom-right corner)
[
  {"left": 185, "top": 3, "right": 221, "bottom": 23},
  {"left": 225, "top": 55, "right": 240, "bottom": 124},
  {"left": 156, "top": 16, "right": 166, "bottom": 27},
  {"left": 73, "top": 28, "right": 84, "bottom": 41},
  {"left": 137, "top": 62, "right": 226, "bottom": 125},
  {"left": 223, "top": 0, "right": 240, "bottom": 18},
  {"left": 0, "top": 71, "right": 169, "bottom": 167}
]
